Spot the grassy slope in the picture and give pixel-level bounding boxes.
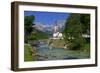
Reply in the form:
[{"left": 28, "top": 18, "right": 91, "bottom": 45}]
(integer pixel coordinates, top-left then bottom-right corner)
[
  {"left": 24, "top": 44, "right": 33, "bottom": 61},
  {"left": 52, "top": 39, "right": 65, "bottom": 48},
  {"left": 33, "top": 29, "right": 49, "bottom": 40}
]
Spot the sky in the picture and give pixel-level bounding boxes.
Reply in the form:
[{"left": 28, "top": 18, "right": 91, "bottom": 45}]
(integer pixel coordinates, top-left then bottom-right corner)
[{"left": 24, "top": 11, "right": 70, "bottom": 25}]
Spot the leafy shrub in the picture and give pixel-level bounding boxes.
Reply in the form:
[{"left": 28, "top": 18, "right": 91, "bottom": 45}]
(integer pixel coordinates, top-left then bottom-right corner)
[{"left": 68, "top": 36, "right": 85, "bottom": 50}]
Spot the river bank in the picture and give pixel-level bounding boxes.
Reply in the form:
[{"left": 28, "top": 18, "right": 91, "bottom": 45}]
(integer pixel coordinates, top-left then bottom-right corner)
[{"left": 24, "top": 42, "right": 90, "bottom": 61}]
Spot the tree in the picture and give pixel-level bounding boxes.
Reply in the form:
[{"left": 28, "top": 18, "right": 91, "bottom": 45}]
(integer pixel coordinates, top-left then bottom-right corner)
[
  {"left": 25, "top": 16, "right": 35, "bottom": 36},
  {"left": 80, "top": 14, "right": 90, "bottom": 34},
  {"left": 63, "top": 13, "right": 86, "bottom": 50},
  {"left": 24, "top": 16, "right": 35, "bottom": 43}
]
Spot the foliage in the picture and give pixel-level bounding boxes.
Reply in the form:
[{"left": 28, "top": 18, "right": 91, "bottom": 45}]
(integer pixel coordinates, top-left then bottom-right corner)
[
  {"left": 24, "top": 15, "right": 49, "bottom": 43},
  {"left": 80, "top": 14, "right": 90, "bottom": 34},
  {"left": 67, "top": 36, "right": 86, "bottom": 50},
  {"left": 24, "top": 16, "right": 35, "bottom": 43},
  {"left": 34, "top": 30, "right": 49, "bottom": 40},
  {"left": 25, "top": 16, "right": 35, "bottom": 35},
  {"left": 31, "top": 28, "right": 49, "bottom": 39},
  {"left": 63, "top": 13, "right": 90, "bottom": 50}
]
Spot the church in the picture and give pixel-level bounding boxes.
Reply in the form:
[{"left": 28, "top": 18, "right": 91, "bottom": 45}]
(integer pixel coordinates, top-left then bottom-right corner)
[{"left": 52, "top": 25, "right": 63, "bottom": 39}]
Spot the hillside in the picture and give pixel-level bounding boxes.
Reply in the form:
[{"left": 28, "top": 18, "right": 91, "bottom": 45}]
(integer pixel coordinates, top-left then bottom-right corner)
[{"left": 32, "top": 28, "right": 49, "bottom": 40}]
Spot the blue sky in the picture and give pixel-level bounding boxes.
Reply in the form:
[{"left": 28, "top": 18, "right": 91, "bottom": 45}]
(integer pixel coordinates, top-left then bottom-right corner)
[{"left": 24, "top": 11, "right": 69, "bottom": 25}]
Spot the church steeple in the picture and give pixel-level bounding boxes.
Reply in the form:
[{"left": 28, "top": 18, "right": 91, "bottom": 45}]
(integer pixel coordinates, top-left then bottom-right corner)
[{"left": 54, "top": 20, "right": 58, "bottom": 33}]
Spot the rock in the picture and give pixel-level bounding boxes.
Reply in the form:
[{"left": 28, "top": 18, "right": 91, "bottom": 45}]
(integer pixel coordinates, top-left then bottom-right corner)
[{"left": 63, "top": 56, "right": 78, "bottom": 59}]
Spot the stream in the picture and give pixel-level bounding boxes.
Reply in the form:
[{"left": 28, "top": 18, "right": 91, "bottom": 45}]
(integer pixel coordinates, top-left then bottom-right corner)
[{"left": 33, "top": 43, "right": 79, "bottom": 61}]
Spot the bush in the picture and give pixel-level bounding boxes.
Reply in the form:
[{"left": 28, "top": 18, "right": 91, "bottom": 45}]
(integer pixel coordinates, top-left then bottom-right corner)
[
  {"left": 28, "top": 34, "right": 37, "bottom": 40},
  {"left": 25, "top": 36, "right": 29, "bottom": 43},
  {"left": 67, "top": 36, "right": 86, "bottom": 50},
  {"left": 25, "top": 33, "right": 37, "bottom": 43}
]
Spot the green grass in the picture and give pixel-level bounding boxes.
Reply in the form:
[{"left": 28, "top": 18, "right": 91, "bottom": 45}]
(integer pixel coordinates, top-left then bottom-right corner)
[
  {"left": 51, "top": 39, "right": 65, "bottom": 48},
  {"left": 32, "top": 29, "right": 49, "bottom": 40},
  {"left": 82, "top": 43, "right": 90, "bottom": 52},
  {"left": 62, "top": 43, "right": 90, "bottom": 59},
  {"left": 66, "top": 43, "right": 90, "bottom": 58},
  {"left": 24, "top": 44, "right": 33, "bottom": 61},
  {"left": 81, "top": 43, "right": 90, "bottom": 57},
  {"left": 64, "top": 49, "right": 90, "bottom": 59}
]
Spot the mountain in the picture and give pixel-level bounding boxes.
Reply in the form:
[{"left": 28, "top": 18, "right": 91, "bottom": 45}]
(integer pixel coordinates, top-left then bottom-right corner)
[{"left": 32, "top": 20, "right": 66, "bottom": 34}]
